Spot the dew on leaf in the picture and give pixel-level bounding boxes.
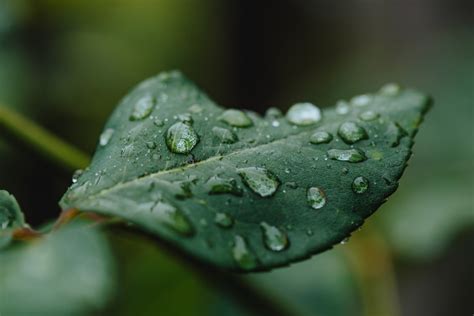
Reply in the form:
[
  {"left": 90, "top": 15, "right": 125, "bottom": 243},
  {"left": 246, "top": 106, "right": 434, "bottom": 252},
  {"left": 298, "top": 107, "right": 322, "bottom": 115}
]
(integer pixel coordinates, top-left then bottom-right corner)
[
  {"left": 237, "top": 167, "right": 280, "bottom": 197},
  {"left": 71, "top": 169, "right": 84, "bottom": 184},
  {"left": 286, "top": 102, "right": 322, "bottom": 126},
  {"left": 379, "top": 83, "right": 401, "bottom": 96},
  {"left": 310, "top": 131, "right": 333, "bottom": 144},
  {"left": 188, "top": 104, "right": 203, "bottom": 113},
  {"left": 218, "top": 109, "right": 253, "bottom": 127},
  {"left": 165, "top": 122, "right": 199, "bottom": 154},
  {"left": 352, "top": 176, "right": 369, "bottom": 194},
  {"left": 336, "top": 100, "right": 350, "bottom": 115},
  {"left": 177, "top": 113, "right": 193, "bottom": 124},
  {"left": 350, "top": 94, "right": 373, "bottom": 107},
  {"left": 359, "top": 110, "right": 379, "bottom": 121},
  {"left": 265, "top": 107, "right": 283, "bottom": 118},
  {"left": 307, "top": 187, "right": 327, "bottom": 209},
  {"left": 99, "top": 128, "right": 114, "bottom": 146},
  {"left": 327, "top": 148, "right": 367, "bottom": 162},
  {"left": 153, "top": 119, "right": 164, "bottom": 127},
  {"left": 206, "top": 176, "right": 243, "bottom": 196},
  {"left": 212, "top": 126, "right": 238, "bottom": 144},
  {"left": 260, "top": 222, "right": 289, "bottom": 252},
  {"left": 130, "top": 95, "right": 155, "bottom": 121},
  {"left": 151, "top": 201, "right": 194, "bottom": 236},
  {"left": 0, "top": 207, "right": 13, "bottom": 230},
  {"left": 146, "top": 141, "right": 157, "bottom": 149},
  {"left": 214, "top": 212, "right": 234, "bottom": 228},
  {"left": 232, "top": 235, "right": 257, "bottom": 270},
  {"left": 386, "top": 122, "right": 407, "bottom": 147},
  {"left": 338, "top": 121, "right": 368, "bottom": 144}
]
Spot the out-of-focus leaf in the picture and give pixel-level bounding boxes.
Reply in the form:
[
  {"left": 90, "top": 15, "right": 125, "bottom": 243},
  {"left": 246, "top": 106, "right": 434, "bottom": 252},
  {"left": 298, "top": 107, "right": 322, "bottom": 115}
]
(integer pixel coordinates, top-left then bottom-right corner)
[
  {"left": 0, "top": 225, "right": 115, "bottom": 315},
  {"left": 60, "top": 71, "right": 431, "bottom": 271}
]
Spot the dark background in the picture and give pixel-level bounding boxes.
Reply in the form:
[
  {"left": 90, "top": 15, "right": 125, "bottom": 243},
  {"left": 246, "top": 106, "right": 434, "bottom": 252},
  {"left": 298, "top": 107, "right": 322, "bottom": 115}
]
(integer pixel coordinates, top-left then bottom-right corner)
[{"left": 0, "top": 1, "right": 473, "bottom": 315}]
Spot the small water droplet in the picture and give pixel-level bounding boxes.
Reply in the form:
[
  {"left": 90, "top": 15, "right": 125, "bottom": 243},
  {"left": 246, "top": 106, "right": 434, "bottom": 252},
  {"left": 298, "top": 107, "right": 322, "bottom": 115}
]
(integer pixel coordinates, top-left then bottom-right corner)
[
  {"left": 153, "top": 119, "right": 164, "bottom": 127},
  {"left": 271, "top": 120, "right": 280, "bottom": 127},
  {"left": 338, "top": 121, "right": 368, "bottom": 144},
  {"left": 306, "top": 229, "right": 314, "bottom": 236},
  {"left": 352, "top": 176, "right": 369, "bottom": 194},
  {"left": 286, "top": 102, "right": 322, "bottom": 126},
  {"left": 214, "top": 212, "right": 234, "bottom": 228},
  {"left": 284, "top": 168, "right": 291, "bottom": 174},
  {"left": 260, "top": 222, "right": 289, "bottom": 252},
  {"left": 130, "top": 95, "right": 155, "bottom": 121},
  {"left": 265, "top": 107, "right": 283, "bottom": 118},
  {"left": 165, "top": 122, "right": 199, "bottom": 154},
  {"left": 359, "top": 110, "right": 379, "bottom": 121},
  {"left": 379, "top": 83, "right": 401, "bottom": 96},
  {"left": 336, "top": 100, "right": 350, "bottom": 115},
  {"left": 232, "top": 235, "right": 257, "bottom": 270},
  {"left": 212, "top": 126, "right": 238, "bottom": 144},
  {"left": 71, "top": 169, "right": 84, "bottom": 183},
  {"left": 342, "top": 167, "right": 349, "bottom": 174},
  {"left": 350, "top": 94, "right": 373, "bottom": 107},
  {"left": 307, "top": 187, "right": 326, "bottom": 209},
  {"left": 99, "top": 128, "right": 114, "bottom": 146},
  {"left": 327, "top": 148, "right": 367, "bottom": 162},
  {"left": 218, "top": 109, "right": 253, "bottom": 127},
  {"left": 340, "top": 237, "right": 350, "bottom": 244},
  {"left": 206, "top": 176, "right": 243, "bottom": 196},
  {"left": 177, "top": 113, "right": 193, "bottom": 124},
  {"left": 286, "top": 182, "right": 298, "bottom": 189},
  {"left": 188, "top": 104, "right": 203, "bottom": 113},
  {"left": 238, "top": 167, "right": 280, "bottom": 197},
  {"left": 386, "top": 122, "right": 407, "bottom": 147},
  {"left": 146, "top": 141, "right": 157, "bottom": 149},
  {"left": 151, "top": 201, "right": 194, "bottom": 236},
  {"left": 310, "top": 131, "right": 333, "bottom": 144}
]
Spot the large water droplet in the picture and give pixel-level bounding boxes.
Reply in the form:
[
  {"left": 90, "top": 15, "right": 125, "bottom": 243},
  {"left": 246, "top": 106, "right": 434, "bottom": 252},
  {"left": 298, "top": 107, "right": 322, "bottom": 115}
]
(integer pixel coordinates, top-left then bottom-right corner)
[
  {"left": 151, "top": 201, "right": 194, "bottom": 236},
  {"left": 352, "top": 176, "right": 369, "bottom": 194},
  {"left": 212, "top": 126, "right": 238, "bottom": 144},
  {"left": 206, "top": 176, "right": 243, "bottom": 196},
  {"left": 130, "top": 95, "right": 155, "bottom": 121},
  {"left": 218, "top": 109, "right": 253, "bottom": 127},
  {"left": 307, "top": 187, "right": 326, "bottom": 209},
  {"left": 310, "top": 131, "right": 333, "bottom": 144},
  {"left": 338, "top": 121, "right": 368, "bottom": 144},
  {"left": 327, "top": 148, "right": 367, "bottom": 162},
  {"left": 359, "top": 110, "right": 379, "bottom": 121},
  {"left": 379, "top": 83, "right": 401, "bottom": 96},
  {"left": 71, "top": 169, "right": 84, "bottom": 183},
  {"left": 165, "top": 122, "right": 199, "bottom": 154},
  {"left": 336, "top": 100, "right": 350, "bottom": 115},
  {"left": 238, "top": 167, "right": 280, "bottom": 197},
  {"left": 99, "top": 128, "right": 114, "bottom": 146},
  {"left": 232, "top": 235, "right": 257, "bottom": 270},
  {"left": 350, "top": 94, "right": 373, "bottom": 107},
  {"left": 260, "top": 222, "right": 288, "bottom": 252},
  {"left": 286, "top": 102, "right": 322, "bottom": 126},
  {"left": 214, "top": 212, "right": 234, "bottom": 228}
]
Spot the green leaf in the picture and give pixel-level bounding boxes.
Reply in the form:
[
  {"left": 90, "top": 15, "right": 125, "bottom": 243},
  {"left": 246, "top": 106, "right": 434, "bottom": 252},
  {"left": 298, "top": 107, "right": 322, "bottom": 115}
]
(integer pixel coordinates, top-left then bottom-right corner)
[
  {"left": 0, "top": 225, "right": 115, "bottom": 315},
  {"left": 60, "top": 72, "right": 431, "bottom": 271}
]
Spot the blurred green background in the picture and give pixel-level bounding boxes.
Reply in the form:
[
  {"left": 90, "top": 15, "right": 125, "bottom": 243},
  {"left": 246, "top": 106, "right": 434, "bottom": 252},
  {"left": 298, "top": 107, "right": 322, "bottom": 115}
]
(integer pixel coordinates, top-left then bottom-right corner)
[{"left": 0, "top": 0, "right": 472, "bottom": 315}]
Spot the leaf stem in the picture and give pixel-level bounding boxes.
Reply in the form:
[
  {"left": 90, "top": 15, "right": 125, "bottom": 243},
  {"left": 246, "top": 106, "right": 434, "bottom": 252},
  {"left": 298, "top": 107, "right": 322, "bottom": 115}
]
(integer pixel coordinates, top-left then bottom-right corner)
[
  {"left": 343, "top": 224, "right": 401, "bottom": 316},
  {"left": 0, "top": 105, "right": 90, "bottom": 171}
]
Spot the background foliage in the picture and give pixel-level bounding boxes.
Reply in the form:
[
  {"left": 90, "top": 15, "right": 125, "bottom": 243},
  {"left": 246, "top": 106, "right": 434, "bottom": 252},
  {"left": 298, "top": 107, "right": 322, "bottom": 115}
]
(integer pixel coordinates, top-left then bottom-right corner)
[{"left": 0, "top": 1, "right": 472, "bottom": 315}]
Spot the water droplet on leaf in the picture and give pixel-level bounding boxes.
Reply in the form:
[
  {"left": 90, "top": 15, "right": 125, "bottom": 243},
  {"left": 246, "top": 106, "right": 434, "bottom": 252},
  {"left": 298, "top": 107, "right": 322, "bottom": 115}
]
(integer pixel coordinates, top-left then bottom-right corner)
[
  {"left": 218, "top": 109, "right": 253, "bottom": 127},
  {"left": 379, "top": 83, "right": 401, "bottom": 96},
  {"left": 151, "top": 201, "right": 194, "bottom": 236},
  {"left": 212, "top": 126, "right": 238, "bottom": 144},
  {"left": 286, "top": 102, "right": 322, "bottom": 126},
  {"left": 336, "top": 100, "right": 350, "bottom": 115},
  {"left": 350, "top": 94, "right": 372, "bottom": 107},
  {"left": 99, "top": 128, "right": 114, "bottom": 146},
  {"left": 130, "top": 95, "right": 155, "bottom": 121},
  {"left": 214, "top": 212, "right": 234, "bottom": 228},
  {"left": 238, "top": 167, "right": 280, "bottom": 197},
  {"left": 206, "top": 176, "right": 243, "bottom": 196},
  {"left": 327, "top": 148, "right": 367, "bottom": 162},
  {"left": 165, "top": 122, "right": 199, "bottom": 154},
  {"left": 338, "top": 121, "right": 368, "bottom": 144},
  {"left": 307, "top": 187, "right": 327, "bottom": 209},
  {"left": 232, "top": 235, "right": 257, "bottom": 270},
  {"left": 265, "top": 107, "right": 283, "bottom": 118},
  {"left": 260, "top": 222, "right": 289, "bottom": 252},
  {"left": 310, "top": 131, "right": 333, "bottom": 144},
  {"left": 352, "top": 176, "right": 369, "bottom": 194},
  {"left": 359, "top": 111, "right": 379, "bottom": 121}
]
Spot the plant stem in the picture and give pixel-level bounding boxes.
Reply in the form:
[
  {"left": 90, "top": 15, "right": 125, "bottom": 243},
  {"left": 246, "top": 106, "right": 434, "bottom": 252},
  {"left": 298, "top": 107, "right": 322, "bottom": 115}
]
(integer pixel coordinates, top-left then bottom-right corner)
[
  {"left": 0, "top": 105, "right": 90, "bottom": 171},
  {"left": 343, "top": 224, "right": 401, "bottom": 316}
]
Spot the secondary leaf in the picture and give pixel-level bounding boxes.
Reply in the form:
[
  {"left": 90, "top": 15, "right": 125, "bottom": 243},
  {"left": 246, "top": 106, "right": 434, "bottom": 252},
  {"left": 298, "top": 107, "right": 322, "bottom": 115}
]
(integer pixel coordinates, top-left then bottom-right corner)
[
  {"left": 60, "top": 72, "right": 431, "bottom": 271},
  {"left": 0, "top": 225, "right": 115, "bottom": 315}
]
